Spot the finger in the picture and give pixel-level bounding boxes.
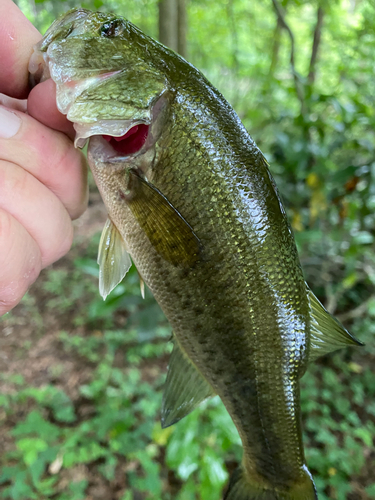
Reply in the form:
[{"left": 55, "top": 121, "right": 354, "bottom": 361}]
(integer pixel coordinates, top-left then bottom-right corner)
[
  {"left": 0, "top": 0, "right": 41, "bottom": 98},
  {"left": 28, "top": 79, "right": 75, "bottom": 139},
  {"left": 0, "top": 159, "right": 74, "bottom": 268},
  {"left": 0, "top": 208, "right": 42, "bottom": 315},
  {"left": 0, "top": 105, "right": 88, "bottom": 220},
  {"left": 0, "top": 93, "right": 27, "bottom": 113}
]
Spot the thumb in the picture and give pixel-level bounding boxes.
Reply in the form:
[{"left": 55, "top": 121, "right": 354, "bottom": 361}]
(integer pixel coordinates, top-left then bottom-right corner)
[{"left": 28, "top": 79, "right": 76, "bottom": 140}]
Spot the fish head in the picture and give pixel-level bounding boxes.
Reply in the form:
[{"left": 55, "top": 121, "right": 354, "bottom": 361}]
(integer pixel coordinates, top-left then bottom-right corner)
[
  {"left": 30, "top": 8, "right": 202, "bottom": 281},
  {"left": 29, "top": 9, "right": 174, "bottom": 237}
]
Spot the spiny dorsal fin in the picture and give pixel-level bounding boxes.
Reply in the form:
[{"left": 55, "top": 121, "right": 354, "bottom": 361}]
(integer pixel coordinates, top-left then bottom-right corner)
[
  {"left": 97, "top": 218, "right": 132, "bottom": 300},
  {"left": 161, "top": 338, "right": 215, "bottom": 428},
  {"left": 308, "top": 288, "right": 363, "bottom": 362}
]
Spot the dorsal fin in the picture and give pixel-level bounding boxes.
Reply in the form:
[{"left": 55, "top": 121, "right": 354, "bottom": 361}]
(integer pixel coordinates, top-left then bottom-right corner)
[
  {"left": 161, "top": 338, "right": 215, "bottom": 428},
  {"left": 308, "top": 288, "right": 363, "bottom": 362}
]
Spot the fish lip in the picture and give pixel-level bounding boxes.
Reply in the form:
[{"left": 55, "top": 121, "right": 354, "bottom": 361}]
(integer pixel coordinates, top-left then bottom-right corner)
[
  {"left": 85, "top": 94, "right": 170, "bottom": 163},
  {"left": 28, "top": 46, "right": 134, "bottom": 146},
  {"left": 28, "top": 23, "right": 170, "bottom": 154},
  {"left": 28, "top": 8, "right": 97, "bottom": 88},
  {"left": 28, "top": 46, "right": 51, "bottom": 87},
  {"left": 76, "top": 121, "right": 152, "bottom": 161},
  {"left": 71, "top": 86, "right": 170, "bottom": 150},
  {"left": 73, "top": 119, "right": 150, "bottom": 150}
]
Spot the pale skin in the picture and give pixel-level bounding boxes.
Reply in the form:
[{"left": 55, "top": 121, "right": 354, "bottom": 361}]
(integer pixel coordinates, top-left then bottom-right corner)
[{"left": 0, "top": 0, "right": 88, "bottom": 315}]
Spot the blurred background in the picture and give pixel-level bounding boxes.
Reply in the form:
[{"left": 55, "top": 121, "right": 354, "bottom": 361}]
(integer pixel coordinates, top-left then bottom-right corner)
[{"left": 1, "top": 0, "right": 375, "bottom": 498}]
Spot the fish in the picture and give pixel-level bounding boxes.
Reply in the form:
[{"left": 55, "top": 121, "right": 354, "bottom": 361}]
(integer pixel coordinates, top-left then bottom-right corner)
[{"left": 29, "top": 9, "right": 363, "bottom": 500}]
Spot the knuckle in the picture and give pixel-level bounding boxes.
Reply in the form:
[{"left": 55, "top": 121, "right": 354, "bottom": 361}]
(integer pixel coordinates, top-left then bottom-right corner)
[
  {"left": 0, "top": 208, "right": 12, "bottom": 243},
  {"left": 44, "top": 133, "right": 79, "bottom": 175},
  {"left": 71, "top": 180, "right": 89, "bottom": 220},
  {"left": 42, "top": 219, "right": 74, "bottom": 267},
  {"left": 0, "top": 160, "right": 29, "bottom": 195},
  {"left": 58, "top": 222, "right": 74, "bottom": 259},
  {"left": 40, "top": 138, "right": 88, "bottom": 219},
  {"left": 0, "top": 210, "right": 42, "bottom": 315}
]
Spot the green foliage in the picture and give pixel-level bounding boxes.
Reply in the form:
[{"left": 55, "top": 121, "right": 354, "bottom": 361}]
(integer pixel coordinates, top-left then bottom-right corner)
[
  {"left": 0, "top": 325, "right": 165, "bottom": 500},
  {"left": 166, "top": 398, "right": 241, "bottom": 500},
  {"left": 301, "top": 355, "right": 375, "bottom": 499},
  {"left": 0, "top": 312, "right": 241, "bottom": 499}
]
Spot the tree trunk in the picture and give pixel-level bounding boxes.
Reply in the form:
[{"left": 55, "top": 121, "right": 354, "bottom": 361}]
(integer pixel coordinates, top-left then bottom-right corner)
[
  {"left": 158, "top": 0, "right": 178, "bottom": 52},
  {"left": 308, "top": 6, "right": 324, "bottom": 84},
  {"left": 269, "top": 17, "right": 282, "bottom": 77},
  {"left": 159, "top": 0, "right": 188, "bottom": 58},
  {"left": 177, "top": 0, "right": 187, "bottom": 58}
]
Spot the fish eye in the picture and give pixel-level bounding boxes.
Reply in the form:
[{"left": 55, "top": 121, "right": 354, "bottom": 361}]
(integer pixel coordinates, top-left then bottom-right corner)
[{"left": 100, "top": 19, "right": 125, "bottom": 38}]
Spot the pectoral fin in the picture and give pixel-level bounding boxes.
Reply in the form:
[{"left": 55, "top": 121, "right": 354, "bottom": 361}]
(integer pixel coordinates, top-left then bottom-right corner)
[
  {"left": 124, "top": 169, "right": 201, "bottom": 267},
  {"left": 161, "top": 339, "right": 215, "bottom": 428},
  {"left": 97, "top": 218, "right": 132, "bottom": 300},
  {"left": 308, "top": 289, "right": 363, "bottom": 362}
]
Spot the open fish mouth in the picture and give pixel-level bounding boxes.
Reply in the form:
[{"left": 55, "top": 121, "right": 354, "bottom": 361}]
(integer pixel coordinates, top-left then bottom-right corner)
[
  {"left": 74, "top": 117, "right": 152, "bottom": 155},
  {"left": 102, "top": 124, "right": 149, "bottom": 155},
  {"left": 72, "top": 93, "right": 169, "bottom": 164},
  {"left": 28, "top": 35, "right": 168, "bottom": 160}
]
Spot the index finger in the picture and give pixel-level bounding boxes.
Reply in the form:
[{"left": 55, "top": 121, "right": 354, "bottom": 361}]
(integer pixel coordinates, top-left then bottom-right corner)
[{"left": 0, "top": 0, "right": 41, "bottom": 98}]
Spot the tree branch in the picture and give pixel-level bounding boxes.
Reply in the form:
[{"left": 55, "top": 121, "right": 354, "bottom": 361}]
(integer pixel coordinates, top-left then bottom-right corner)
[
  {"left": 269, "top": 17, "right": 282, "bottom": 77},
  {"left": 336, "top": 295, "right": 375, "bottom": 323},
  {"left": 177, "top": 0, "right": 188, "bottom": 58},
  {"left": 308, "top": 6, "right": 324, "bottom": 84},
  {"left": 227, "top": 0, "right": 239, "bottom": 74},
  {"left": 271, "top": 0, "right": 306, "bottom": 115}
]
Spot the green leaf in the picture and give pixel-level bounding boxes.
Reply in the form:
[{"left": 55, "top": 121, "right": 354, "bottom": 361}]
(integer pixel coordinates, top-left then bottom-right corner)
[
  {"left": 365, "top": 483, "right": 375, "bottom": 497},
  {"left": 16, "top": 438, "right": 48, "bottom": 465}
]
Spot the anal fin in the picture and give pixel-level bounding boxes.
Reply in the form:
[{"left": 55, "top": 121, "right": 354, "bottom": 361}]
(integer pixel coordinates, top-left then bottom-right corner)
[
  {"left": 308, "top": 288, "right": 363, "bottom": 362},
  {"left": 98, "top": 218, "right": 132, "bottom": 300},
  {"left": 161, "top": 338, "right": 215, "bottom": 428}
]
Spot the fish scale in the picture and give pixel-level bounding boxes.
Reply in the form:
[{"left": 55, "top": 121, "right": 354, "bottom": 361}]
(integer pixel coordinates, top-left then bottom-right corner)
[
  {"left": 141, "top": 93, "right": 309, "bottom": 487},
  {"left": 29, "top": 9, "right": 362, "bottom": 499}
]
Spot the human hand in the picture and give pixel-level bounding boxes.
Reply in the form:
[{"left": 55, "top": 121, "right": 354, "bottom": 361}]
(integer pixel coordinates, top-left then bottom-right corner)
[{"left": 0, "top": 0, "right": 88, "bottom": 315}]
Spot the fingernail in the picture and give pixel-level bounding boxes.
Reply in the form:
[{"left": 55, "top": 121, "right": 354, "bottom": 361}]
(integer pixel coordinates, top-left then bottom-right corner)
[{"left": 0, "top": 106, "right": 21, "bottom": 139}]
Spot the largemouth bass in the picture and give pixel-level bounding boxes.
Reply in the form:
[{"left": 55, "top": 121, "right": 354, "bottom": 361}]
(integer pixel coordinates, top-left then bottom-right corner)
[{"left": 29, "top": 9, "right": 362, "bottom": 500}]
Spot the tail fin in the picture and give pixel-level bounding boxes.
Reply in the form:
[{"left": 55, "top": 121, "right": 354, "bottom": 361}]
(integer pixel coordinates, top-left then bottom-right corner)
[{"left": 224, "top": 466, "right": 317, "bottom": 500}]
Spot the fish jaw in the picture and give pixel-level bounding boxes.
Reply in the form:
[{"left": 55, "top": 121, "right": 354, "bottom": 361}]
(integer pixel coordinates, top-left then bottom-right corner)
[
  {"left": 28, "top": 8, "right": 184, "bottom": 277},
  {"left": 28, "top": 9, "right": 169, "bottom": 149},
  {"left": 28, "top": 8, "right": 92, "bottom": 87},
  {"left": 28, "top": 8, "right": 179, "bottom": 281}
]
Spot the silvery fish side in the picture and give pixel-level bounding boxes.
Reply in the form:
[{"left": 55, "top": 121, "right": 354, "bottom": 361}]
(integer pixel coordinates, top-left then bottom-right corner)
[{"left": 29, "top": 9, "right": 362, "bottom": 500}]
